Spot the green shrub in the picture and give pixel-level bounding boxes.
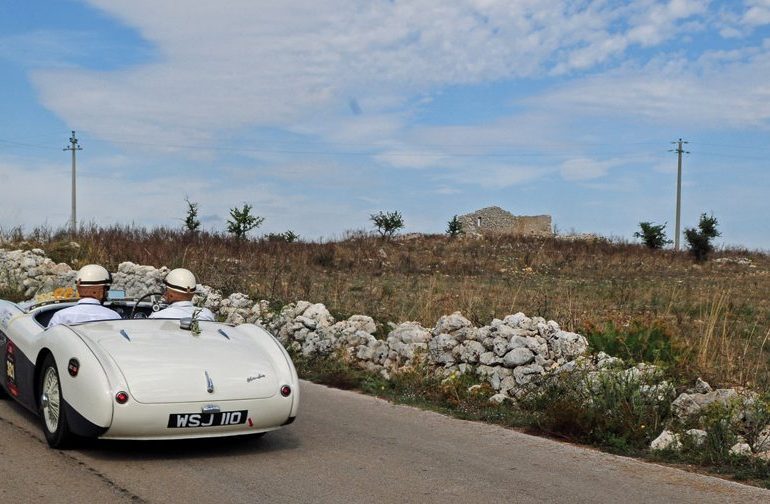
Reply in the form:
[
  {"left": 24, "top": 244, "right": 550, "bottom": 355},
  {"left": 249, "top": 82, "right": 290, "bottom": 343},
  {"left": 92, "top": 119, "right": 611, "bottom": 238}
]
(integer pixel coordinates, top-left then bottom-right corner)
[
  {"left": 183, "top": 197, "right": 201, "bottom": 233},
  {"left": 584, "top": 322, "right": 677, "bottom": 366},
  {"left": 684, "top": 213, "right": 720, "bottom": 262},
  {"left": 265, "top": 231, "right": 299, "bottom": 243},
  {"left": 634, "top": 221, "right": 670, "bottom": 249},
  {"left": 0, "top": 267, "right": 26, "bottom": 302},
  {"left": 446, "top": 215, "right": 464, "bottom": 238},
  {"left": 517, "top": 368, "right": 671, "bottom": 453},
  {"left": 370, "top": 211, "right": 404, "bottom": 240},
  {"left": 227, "top": 204, "right": 264, "bottom": 240}
]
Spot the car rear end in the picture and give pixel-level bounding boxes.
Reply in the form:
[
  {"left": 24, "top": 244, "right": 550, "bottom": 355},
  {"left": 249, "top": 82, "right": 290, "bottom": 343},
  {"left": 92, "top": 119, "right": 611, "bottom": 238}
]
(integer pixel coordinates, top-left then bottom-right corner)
[{"left": 75, "top": 319, "right": 299, "bottom": 440}]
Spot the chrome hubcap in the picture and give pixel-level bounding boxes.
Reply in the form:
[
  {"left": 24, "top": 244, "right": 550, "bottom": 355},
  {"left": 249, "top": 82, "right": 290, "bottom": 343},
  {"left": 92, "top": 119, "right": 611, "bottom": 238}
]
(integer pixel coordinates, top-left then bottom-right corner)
[{"left": 41, "top": 367, "right": 60, "bottom": 433}]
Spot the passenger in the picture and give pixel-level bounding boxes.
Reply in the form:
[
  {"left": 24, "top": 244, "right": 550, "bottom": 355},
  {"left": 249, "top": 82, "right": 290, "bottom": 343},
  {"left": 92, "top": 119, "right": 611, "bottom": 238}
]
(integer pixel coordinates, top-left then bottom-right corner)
[
  {"left": 47, "top": 264, "right": 121, "bottom": 327},
  {"left": 149, "top": 268, "right": 215, "bottom": 321}
]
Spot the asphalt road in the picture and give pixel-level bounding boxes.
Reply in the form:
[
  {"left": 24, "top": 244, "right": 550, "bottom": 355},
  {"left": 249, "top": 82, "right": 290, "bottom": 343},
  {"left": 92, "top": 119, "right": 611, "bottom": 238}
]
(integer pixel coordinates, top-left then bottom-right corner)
[{"left": 1, "top": 381, "right": 769, "bottom": 503}]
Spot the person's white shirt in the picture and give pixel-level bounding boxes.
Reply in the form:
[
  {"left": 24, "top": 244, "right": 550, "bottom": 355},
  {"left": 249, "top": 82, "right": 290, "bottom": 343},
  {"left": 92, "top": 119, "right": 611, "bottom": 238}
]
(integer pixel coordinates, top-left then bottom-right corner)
[
  {"left": 149, "top": 301, "right": 215, "bottom": 321},
  {"left": 47, "top": 298, "right": 121, "bottom": 328}
]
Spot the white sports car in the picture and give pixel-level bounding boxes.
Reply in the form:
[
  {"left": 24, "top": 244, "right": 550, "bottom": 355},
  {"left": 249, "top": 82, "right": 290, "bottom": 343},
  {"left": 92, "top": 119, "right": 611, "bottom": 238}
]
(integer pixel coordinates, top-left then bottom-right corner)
[{"left": 0, "top": 292, "right": 299, "bottom": 448}]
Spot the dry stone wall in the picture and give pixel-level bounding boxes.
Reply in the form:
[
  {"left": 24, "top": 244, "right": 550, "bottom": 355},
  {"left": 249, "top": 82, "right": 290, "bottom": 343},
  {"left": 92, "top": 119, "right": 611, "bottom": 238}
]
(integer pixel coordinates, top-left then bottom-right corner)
[{"left": 0, "top": 248, "right": 76, "bottom": 297}]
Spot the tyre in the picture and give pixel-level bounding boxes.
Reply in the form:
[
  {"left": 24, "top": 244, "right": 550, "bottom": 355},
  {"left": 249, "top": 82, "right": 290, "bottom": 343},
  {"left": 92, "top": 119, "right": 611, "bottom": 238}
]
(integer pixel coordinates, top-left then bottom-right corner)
[{"left": 38, "top": 354, "right": 75, "bottom": 448}]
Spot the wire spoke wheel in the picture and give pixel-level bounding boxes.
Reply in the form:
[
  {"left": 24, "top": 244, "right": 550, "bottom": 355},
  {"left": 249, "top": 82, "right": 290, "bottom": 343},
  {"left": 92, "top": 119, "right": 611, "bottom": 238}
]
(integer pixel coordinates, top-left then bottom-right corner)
[
  {"left": 38, "top": 354, "right": 74, "bottom": 448},
  {"left": 42, "top": 367, "right": 61, "bottom": 433}
]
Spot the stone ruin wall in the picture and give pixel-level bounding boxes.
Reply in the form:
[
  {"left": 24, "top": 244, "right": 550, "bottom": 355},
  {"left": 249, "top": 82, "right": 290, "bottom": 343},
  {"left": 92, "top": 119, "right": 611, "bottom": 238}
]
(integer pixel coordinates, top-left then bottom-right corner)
[{"left": 457, "top": 207, "right": 552, "bottom": 237}]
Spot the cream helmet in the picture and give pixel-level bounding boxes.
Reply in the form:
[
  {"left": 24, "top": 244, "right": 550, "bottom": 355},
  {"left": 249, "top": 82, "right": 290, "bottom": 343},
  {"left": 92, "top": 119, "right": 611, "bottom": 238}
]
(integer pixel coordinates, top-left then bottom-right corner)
[
  {"left": 76, "top": 264, "right": 112, "bottom": 286},
  {"left": 164, "top": 268, "right": 197, "bottom": 294}
]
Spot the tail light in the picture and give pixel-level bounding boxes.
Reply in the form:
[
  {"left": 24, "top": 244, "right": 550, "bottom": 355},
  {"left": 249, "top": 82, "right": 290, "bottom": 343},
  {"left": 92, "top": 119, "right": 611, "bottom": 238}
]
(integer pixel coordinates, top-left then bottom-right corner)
[
  {"left": 280, "top": 385, "right": 291, "bottom": 397},
  {"left": 115, "top": 391, "right": 129, "bottom": 404}
]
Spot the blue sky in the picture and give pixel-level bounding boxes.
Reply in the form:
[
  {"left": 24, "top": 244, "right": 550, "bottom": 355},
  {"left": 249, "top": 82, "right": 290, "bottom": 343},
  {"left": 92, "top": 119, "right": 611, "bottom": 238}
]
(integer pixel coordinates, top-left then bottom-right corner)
[{"left": 2, "top": 0, "right": 770, "bottom": 249}]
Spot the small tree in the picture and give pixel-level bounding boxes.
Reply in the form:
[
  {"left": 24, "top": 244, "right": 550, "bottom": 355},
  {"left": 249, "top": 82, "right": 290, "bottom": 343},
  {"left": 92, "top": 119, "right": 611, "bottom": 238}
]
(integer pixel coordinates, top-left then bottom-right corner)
[
  {"left": 227, "top": 204, "right": 264, "bottom": 240},
  {"left": 183, "top": 197, "right": 201, "bottom": 233},
  {"left": 446, "top": 215, "right": 464, "bottom": 238},
  {"left": 633, "top": 221, "right": 670, "bottom": 249},
  {"left": 370, "top": 211, "right": 404, "bottom": 239},
  {"left": 684, "top": 213, "right": 720, "bottom": 262}
]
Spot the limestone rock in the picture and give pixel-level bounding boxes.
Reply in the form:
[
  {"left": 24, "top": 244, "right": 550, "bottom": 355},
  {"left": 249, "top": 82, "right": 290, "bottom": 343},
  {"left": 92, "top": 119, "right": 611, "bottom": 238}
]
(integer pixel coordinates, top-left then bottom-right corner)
[
  {"left": 729, "top": 442, "right": 752, "bottom": 457},
  {"left": 671, "top": 389, "right": 739, "bottom": 421},
  {"left": 650, "top": 430, "right": 681, "bottom": 451},
  {"left": 503, "top": 347, "right": 535, "bottom": 368}
]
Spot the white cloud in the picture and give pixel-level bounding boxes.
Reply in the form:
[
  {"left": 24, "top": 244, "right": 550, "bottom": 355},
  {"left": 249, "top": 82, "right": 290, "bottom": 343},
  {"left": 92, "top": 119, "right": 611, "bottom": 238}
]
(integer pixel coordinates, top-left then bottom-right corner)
[
  {"left": 528, "top": 46, "right": 770, "bottom": 129},
  {"left": 30, "top": 0, "right": 710, "bottom": 150},
  {"left": 560, "top": 158, "right": 621, "bottom": 181},
  {"left": 743, "top": 0, "right": 770, "bottom": 26},
  {"left": 441, "top": 163, "right": 548, "bottom": 188}
]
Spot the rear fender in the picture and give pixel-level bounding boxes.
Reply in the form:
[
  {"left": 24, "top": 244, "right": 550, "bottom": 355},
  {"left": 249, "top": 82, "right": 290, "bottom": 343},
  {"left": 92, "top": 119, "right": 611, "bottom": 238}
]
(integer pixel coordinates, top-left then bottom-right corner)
[
  {"left": 237, "top": 324, "right": 300, "bottom": 418},
  {"left": 37, "top": 326, "right": 115, "bottom": 431}
]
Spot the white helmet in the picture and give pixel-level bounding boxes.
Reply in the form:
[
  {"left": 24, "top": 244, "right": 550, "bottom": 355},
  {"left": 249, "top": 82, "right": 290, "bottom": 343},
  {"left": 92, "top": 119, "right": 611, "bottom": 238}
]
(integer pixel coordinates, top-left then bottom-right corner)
[
  {"left": 164, "top": 268, "right": 197, "bottom": 293},
  {"left": 76, "top": 264, "right": 112, "bottom": 286}
]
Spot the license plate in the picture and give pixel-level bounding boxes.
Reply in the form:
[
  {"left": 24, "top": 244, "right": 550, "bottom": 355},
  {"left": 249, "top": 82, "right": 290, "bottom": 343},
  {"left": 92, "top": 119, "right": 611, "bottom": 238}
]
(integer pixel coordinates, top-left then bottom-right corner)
[{"left": 167, "top": 410, "right": 248, "bottom": 428}]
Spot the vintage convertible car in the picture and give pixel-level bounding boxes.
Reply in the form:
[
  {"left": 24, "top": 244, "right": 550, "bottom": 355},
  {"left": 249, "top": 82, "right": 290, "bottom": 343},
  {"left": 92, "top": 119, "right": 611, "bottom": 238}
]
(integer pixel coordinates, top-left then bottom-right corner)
[{"left": 0, "top": 292, "right": 299, "bottom": 448}]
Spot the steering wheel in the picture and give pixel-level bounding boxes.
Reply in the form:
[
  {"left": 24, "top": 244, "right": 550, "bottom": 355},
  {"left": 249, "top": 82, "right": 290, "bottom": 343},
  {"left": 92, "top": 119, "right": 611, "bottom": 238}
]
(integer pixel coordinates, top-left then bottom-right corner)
[{"left": 130, "top": 292, "right": 165, "bottom": 319}]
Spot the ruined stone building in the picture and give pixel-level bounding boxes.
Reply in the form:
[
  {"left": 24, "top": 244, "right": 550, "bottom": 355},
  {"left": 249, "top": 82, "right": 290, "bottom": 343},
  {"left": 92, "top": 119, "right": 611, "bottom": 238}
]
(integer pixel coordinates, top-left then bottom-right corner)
[{"left": 457, "top": 206, "right": 552, "bottom": 236}]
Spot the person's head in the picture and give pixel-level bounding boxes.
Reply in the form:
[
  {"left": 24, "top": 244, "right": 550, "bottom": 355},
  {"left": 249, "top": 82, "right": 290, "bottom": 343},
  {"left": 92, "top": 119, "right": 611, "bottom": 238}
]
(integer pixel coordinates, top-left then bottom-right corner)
[
  {"left": 163, "top": 268, "right": 197, "bottom": 302},
  {"left": 76, "top": 264, "right": 112, "bottom": 302}
]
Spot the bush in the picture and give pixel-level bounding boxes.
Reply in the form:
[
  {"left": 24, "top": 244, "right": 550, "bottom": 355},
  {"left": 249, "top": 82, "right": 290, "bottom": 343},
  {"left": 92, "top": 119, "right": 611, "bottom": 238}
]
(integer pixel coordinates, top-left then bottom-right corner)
[
  {"left": 227, "top": 204, "right": 264, "bottom": 240},
  {"left": 517, "top": 368, "right": 671, "bottom": 453},
  {"left": 634, "top": 221, "right": 670, "bottom": 249},
  {"left": 265, "top": 231, "right": 299, "bottom": 243},
  {"left": 183, "top": 197, "right": 201, "bottom": 233},
  {"left": 584, "top": 322, "right": 678, "bottom": 366},
  {"left": 446, "top": 215, "right": 464, "bottom": 238},
  {"left": 370, "top": 211, "right": 404, "bottom": 240},
  {"left": 684, "top": 213, "right": 720, "bottom": 262}
]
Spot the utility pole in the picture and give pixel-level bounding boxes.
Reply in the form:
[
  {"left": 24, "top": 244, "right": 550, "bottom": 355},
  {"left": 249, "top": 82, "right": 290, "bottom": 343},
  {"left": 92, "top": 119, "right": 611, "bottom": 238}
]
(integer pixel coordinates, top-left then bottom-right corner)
[
  {"left": 63, "top": 131, "right": 82, "bottom": 235},
  {"left": 670, "top": 138, "right": 689, "bottom": 251}
]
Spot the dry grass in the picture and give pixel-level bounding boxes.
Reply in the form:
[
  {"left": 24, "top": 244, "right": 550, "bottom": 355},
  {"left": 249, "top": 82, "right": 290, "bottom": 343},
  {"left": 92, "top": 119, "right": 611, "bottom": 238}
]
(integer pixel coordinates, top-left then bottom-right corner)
[{"left": 3, "top": 224, "right": 770, "bottom": 390}]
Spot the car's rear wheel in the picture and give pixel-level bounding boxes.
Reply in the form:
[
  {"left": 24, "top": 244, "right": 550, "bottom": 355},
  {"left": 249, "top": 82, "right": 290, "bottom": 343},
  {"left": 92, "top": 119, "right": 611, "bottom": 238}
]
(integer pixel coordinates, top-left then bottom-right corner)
[{"left": 38, "top": 354, "right": 75, "bottom": 448}]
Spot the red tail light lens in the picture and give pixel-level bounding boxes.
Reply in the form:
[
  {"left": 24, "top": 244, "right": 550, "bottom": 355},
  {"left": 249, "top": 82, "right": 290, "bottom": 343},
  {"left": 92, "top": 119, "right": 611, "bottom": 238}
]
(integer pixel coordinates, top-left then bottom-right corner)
[
  {"left": 280, "top": 385, "right": 291, "bottom": 397},
  {"left": 115, "top": 391, "right": 129, "bottom": 404}
]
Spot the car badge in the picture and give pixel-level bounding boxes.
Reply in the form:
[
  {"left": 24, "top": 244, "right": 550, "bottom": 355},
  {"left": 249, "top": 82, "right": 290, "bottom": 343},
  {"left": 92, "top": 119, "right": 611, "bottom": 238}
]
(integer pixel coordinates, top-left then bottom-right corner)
[
  {"left": 246, "top": 373, "right": 265, "bottom": 383},
  {"left": 205, "top": 370, "right": 214, "bottom": 393},
  {"left": 201, "top": 404, "right": 220, "bottom": 414},
  {"left": 68, "top": 358, "right": 80, "bottom": 377}
]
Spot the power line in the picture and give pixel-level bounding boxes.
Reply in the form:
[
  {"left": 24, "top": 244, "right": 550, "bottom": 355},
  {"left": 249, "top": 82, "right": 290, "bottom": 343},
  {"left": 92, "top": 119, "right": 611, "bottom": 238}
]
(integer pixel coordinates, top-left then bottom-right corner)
[
  {"left": 0, "top": 135, "right": 667, "bottom": 159},
  {"left": 0, "top": 138, "right": 60, "bottom": 151}
]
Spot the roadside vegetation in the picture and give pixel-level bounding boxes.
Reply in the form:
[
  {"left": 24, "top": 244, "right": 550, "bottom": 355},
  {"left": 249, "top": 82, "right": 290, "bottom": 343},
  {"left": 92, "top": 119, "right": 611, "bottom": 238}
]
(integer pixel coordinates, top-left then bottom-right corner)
[
  {"left": 3, "top": 224, "right": 767, "bottom": 391},
  {"left": 2, "top": 224, "right": 769, "bottom": 485},
  {"left": 293, "top": 350, "right": 770, "bottom": 487}
]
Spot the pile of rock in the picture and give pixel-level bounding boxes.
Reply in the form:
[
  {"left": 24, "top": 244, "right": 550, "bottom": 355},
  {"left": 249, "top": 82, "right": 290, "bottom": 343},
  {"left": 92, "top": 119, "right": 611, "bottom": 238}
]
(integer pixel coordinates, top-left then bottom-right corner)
[
  {"left": 0, "top": 248, "right": 75, "bottom": 297},
  {"left": 111, "top": 262, "right": 168, "bottom": 298},
  {"left": 714, "top": 257, "right": 754, "bottom": 267},
  {"left": 258, "top": 298, "right": 591, "bottom": 396},
  {"left": 650, "top": 378, "right": 770, "bottom": 460}
]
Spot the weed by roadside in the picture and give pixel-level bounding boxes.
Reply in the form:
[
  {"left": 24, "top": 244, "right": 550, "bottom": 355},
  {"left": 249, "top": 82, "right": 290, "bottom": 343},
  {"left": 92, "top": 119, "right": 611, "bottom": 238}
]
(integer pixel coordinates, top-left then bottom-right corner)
[{"left": 292, "top": 351, "right": 770, "bottom": 487}]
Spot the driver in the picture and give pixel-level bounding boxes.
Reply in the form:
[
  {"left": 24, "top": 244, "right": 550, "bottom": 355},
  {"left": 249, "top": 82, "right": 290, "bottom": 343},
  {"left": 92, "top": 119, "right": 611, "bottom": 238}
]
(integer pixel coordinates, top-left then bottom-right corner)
[
  {"left": 149, "top": 268, "right": 215, "bottom": 321},
  {"left": 47, "top": 264, "right": 121, "bottom": 327}
]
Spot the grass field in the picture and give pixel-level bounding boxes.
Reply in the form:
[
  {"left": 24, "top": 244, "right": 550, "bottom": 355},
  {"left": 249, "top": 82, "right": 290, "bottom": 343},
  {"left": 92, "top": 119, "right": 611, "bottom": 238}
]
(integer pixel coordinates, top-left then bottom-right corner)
[{"left": 3, "top": 224, "right": 769, "bottom": 391}]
